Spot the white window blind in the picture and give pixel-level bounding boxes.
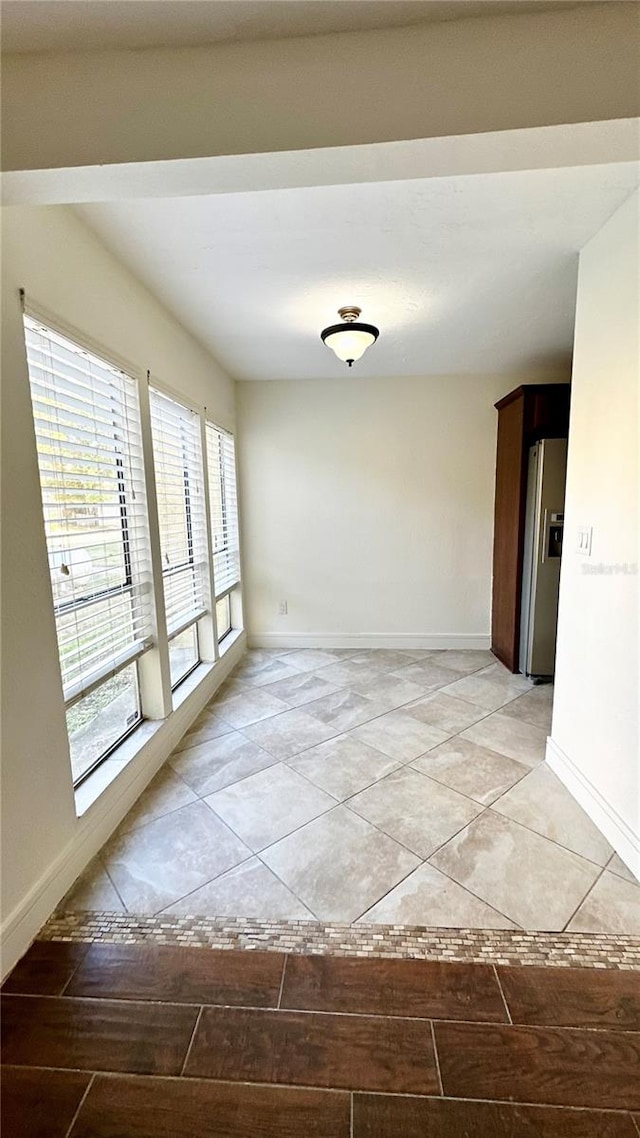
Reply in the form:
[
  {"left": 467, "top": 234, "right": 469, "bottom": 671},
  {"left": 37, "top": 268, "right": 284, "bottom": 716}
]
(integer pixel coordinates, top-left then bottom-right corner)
[
  {"left": 24, "top": 315, "right": 153, "bottom": 704},
  {"left": 150, "top": 386, "right": 208, "bottom": 636},
  {"left": 206, "top": 422, "right": 240, "bottom": 599}
]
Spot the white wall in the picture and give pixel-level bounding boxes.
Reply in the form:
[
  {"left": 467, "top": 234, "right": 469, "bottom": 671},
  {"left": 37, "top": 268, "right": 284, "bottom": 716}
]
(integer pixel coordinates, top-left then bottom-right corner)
[
  {"left": 236, "top": 373, "right": 567, "bottom": 649},
  {"left": 0, "top": 205, "right": 241, "bottom": 976},
  {"left": 2, "top": 4, "right": 638, "bottom": 173},
  {"left": 547, "top": 190, "right": 639, "bottom": 877}
]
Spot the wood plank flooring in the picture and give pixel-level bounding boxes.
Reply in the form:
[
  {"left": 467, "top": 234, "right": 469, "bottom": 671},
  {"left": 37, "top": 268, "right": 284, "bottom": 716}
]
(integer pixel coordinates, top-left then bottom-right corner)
[{"left": 2, "top": 940, "right": 639, "bottom": 1136}]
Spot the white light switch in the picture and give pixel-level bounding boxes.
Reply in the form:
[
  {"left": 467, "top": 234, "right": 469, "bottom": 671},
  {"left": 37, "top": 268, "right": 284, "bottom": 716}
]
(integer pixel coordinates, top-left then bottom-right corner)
[{"left": 576, "top": 526, "right": 592, "bottom": 556}]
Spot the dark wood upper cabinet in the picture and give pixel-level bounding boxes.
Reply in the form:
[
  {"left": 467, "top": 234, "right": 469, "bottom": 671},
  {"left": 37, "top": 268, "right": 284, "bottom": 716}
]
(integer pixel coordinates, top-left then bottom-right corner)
[{"left": 491, "top": 384, "right": 570, "bottom": 672}]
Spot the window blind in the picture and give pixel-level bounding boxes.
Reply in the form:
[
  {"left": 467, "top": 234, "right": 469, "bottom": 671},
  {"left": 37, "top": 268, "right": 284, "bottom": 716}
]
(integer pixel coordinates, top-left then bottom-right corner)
[
  {"left": 150, "top": 386, "right": 208, "bottom": 636},
  {"left": 24, "top": 315, "right": 153, "bottom": 704},
  {"left": 206, "top": 422, "right": 240, "bottom": 599}
]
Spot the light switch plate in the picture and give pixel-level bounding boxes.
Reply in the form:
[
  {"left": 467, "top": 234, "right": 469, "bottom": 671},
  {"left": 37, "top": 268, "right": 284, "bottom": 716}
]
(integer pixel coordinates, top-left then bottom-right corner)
[{"left": 576, "top": 526, "right": 592, "bottom": 556}]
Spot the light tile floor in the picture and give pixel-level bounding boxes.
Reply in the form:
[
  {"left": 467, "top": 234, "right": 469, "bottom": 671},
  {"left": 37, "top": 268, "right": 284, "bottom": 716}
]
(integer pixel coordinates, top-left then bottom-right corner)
[{"left": 64, "top": 648, "right": 640, "bottom": 933}]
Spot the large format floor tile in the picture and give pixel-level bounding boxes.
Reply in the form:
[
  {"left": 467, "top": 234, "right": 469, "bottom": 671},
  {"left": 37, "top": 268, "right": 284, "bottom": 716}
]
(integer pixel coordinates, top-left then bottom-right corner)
[
  {"left": 412, "top": 736, "right": 528, "bottom": 805},
  {"left": 241, "top": 707, "right": 338, "bottom": 759},
  {"left": 314, "top": 660, "right": 386, "bottom": 688},
  {"left": 184, "top": 1005, "right": 438, "bottom": 1094},
  {"left": 260, "top": 670, "right": 342, "bottom": 707},
  {"left": 608, "top": 851, "right": 639, "bottom": 884},
  {"left": 347, "top": 767, "right": 482, "bottom": 858},
  {"left": 170, "top": 730, "right": 277, "bottom": 796},
  {"left": 289, "top": 734, "right": 403, "bottom": 799},
  {"left": 496, "top": 964, "right": 640, "bottom": 1030},
  {"left": 280, "top": 648, "right": 344, "bottom": 672},
  {"left": 433, "top": 1019, "right": 640, "bottom": 1110},
  {"left": 206, "top": 762, "right": 336, "bottom": 851},
  {"left": 118, "top": 766, "right": 198, "bottom": 833},
  {"left": 492, "top": 763, "right": 613, "bottom": 865},
  {"left": 66, "top": 942, "right": 285, "bottom": 1007},
  {"left": 352, "top": 1094, "right": 636, "bottom": 1138},
  {"left": 304, "top": 689, "right": 386, "bottom": 731},
  {"left": 461, "top": 711, "right": 548, "bottom": 766},
  {"left": 346, "top": 673, "right": 428, "bottom": 711},
  {"left": 101, "top": 800, "right": 251, "bottom": 913},
  {"left": 162, "top": 857, "right": 315, "bottom": 920},
  {"left": 2, "top": 941, "right": 89, "bottom": 997},
  {"left": 442, "top": 673, "right": 524, "bottom": 712},
  {"left": 261, "top": 805, "right": 420, "bottom": 922},
  {"left": 172, "top": 707, "right": 233, "bottom": 753},
  {"left": 1, "top": 994, "right": 197, "bottom": 1075},
  {"left": 212, "top": 686, "right": 290, "bottom": 728},
  {"left": 431, "top": 649, "right": 498, "bottom": 675},
  {"left": 390, "top": 659, "right": 465, "bottom": 690},
  {"left": 351, "top": 709, "right": 449, "bottom": 761},
  {"left": 280, "top": 953, "right": 509, "bottom": 1022},
  {"left": 430, "top": 810, "right": 601, "bottom": 930},
  {"left": 1, "top": 1067, "right": 92, "bottom": 1138},
  {"left": 348, "top": 649, "right": 425, "bottom": 672},
  {"left": 69, "top": 1075, "right": 351, "bottom": 1138},
  {"left": 403, "top": 691, "right": 486, "bottom": 733},
  {"left": 500, "top": 683, "right": 554, "bottom": 731},
  {"left": 358, "top": 861, "right": 516, "bottom": 928},
  {"left": 568, "top": 869, "right": 640, "bottom": 933},
  {"left": 231, "top": 654, "right": 303, "bottom": 686},
  {"left": 61, "top": 860, "right": 125, "bottom": 913}
]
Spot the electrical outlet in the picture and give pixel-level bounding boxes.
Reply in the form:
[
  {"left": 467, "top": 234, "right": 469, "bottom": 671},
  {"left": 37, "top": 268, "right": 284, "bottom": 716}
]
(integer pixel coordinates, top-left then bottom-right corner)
[{"left": 278, "top": 600, "right": 288, "bottom": 615}]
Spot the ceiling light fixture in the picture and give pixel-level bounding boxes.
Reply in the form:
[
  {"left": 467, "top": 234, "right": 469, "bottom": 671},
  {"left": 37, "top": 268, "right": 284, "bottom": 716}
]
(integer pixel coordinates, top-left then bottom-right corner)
[{"left": 320, "top": 306, "right": 379, "bottom": 367}]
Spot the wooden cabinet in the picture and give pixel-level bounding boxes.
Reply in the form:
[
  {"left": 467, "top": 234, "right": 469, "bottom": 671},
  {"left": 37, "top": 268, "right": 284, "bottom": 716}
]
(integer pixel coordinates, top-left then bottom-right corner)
[{"left": 491, "top": 384, "right": 570, "bottom": 672}]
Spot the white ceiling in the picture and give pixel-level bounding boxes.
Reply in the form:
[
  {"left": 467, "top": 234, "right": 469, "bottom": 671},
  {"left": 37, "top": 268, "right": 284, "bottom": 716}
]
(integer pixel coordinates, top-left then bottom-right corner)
[
  {"left": 1, "top": 0, "right": 581, "bottom": 54},
  {"left": 77, "top": 163, "right": 638, "bottom": 381}
]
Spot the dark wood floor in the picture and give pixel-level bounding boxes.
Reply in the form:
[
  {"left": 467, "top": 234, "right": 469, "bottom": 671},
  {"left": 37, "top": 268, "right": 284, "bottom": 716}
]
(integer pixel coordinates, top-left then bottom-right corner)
[{"left": 2, "top": 940, "right": 640, "bottom": 1136}]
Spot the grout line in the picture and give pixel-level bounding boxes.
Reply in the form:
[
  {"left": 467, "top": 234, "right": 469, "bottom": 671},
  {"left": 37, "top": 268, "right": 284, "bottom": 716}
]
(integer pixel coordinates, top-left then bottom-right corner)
[
  {"left": 179, "top": 1006, "right": 204, "bottom": 1077},
  {"left": 630, "top": 1112, "right": 640, "bottom": 1136},
  {"left": 560, "top": 864, "right": 607, "bottom": 934},
  {"left": 7, "top": 992, "right": 639, "bottom": 1032},
  {"left": 492, "top": 964, "right": 513, "bottom": 1024},
  {"left": 57, "top": 942, "right": 93, "bottom": 998},
  {"left": 63, "top": 1072, "right": 95, "bottom": 1138},
  {"left": 277, "top": 954, "right": 288, "bottom": 1009},
  {"left": 153, "top": 847, "right": 256, "bottom": 918},
  {"left": 100, "top": 860, "right": 129, "bottom": 915},
  {"left": 430, "top": 1021, "right": 444, "bottom": 1096},
  {"left": 7, "top": 1064, "right": 637, "bottom": 1113}
]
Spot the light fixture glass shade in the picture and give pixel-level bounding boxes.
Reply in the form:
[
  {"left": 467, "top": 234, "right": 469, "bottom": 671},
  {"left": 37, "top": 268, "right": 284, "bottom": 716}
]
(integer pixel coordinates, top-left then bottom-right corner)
[
  {"left": 323, "top": 327, "right": 376, "bottom": 363},
  {"left": 320, "top": 308, "right": 380, "bottom": 366}
]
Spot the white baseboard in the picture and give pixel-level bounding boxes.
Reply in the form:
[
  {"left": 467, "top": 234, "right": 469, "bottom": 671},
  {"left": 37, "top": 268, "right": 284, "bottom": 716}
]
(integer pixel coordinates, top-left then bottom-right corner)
[
  {"left": 546, "top": 736, "right": 640, "bottom": 880},
  {"left": 248, "top": 632, "right": 491, "bottom": 651},
  {"left": 0, "top": 633, "right": 247, "bottom": 980}
]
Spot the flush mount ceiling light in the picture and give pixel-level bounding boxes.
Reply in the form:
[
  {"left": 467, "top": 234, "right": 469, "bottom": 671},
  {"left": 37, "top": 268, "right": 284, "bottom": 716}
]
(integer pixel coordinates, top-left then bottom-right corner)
[{"left": 320, "top": 306, "right": 379, "bottom": 367}]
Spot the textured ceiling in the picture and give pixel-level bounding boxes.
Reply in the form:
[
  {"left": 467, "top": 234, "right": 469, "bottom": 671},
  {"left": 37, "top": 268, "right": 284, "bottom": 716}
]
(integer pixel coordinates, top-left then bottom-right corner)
[
  {"left": 77, "top": 163, "right": 638, "bottom": 381},
  {"left": 1, "top": 0, "right": 582, "bottom": 54}
]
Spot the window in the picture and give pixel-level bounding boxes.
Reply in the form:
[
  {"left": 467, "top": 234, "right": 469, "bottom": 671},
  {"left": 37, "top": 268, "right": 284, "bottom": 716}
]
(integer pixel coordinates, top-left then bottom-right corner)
[
  {"left": 150, "top": 386, "right": 208, "bottom": 687},
  {"left": 206, "top": 422, "right": 240, "bottom": 642},
  {"left": 24, "top": 316, "right": 152, "bottom": 785},
  {"left": 215, "top": 595, "right": 232, "bottom": 642}
]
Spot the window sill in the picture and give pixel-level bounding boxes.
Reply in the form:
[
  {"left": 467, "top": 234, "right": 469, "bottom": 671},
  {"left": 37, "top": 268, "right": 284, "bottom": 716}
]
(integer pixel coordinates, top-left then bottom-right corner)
[
  {"left": 74, "top": 718, "right": 163, "bottom": 818},
  {"left": 218, "top": 627, "right": 243, "bottom": 658},
  {"left": 73, "top": 634, "right": 245, "bottom": 818}
]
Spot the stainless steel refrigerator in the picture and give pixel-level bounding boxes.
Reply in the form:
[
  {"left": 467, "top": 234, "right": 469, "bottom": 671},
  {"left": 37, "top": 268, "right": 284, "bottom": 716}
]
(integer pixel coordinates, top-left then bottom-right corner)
[{"left": 519, "top": 437, "right": 568, "bottom": 678}]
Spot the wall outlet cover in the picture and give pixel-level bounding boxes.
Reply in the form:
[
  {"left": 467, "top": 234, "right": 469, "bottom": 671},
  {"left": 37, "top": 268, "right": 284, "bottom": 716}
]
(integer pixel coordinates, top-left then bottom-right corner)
[{"left": 576, "top": 526, "right": 593, "bottom": 556}]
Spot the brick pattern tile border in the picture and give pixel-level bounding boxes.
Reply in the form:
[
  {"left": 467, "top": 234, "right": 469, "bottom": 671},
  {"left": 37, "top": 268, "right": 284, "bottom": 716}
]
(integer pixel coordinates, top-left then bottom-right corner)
[{"left": 39, "top": 913, "right": 640, "bottom": 971}]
